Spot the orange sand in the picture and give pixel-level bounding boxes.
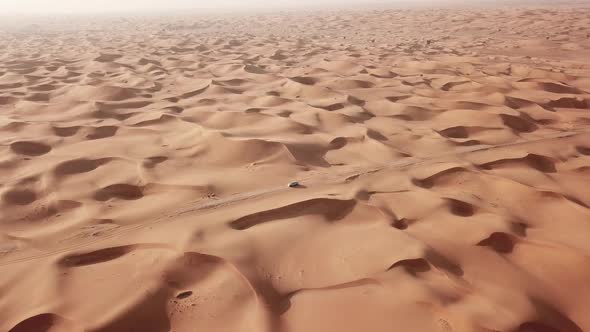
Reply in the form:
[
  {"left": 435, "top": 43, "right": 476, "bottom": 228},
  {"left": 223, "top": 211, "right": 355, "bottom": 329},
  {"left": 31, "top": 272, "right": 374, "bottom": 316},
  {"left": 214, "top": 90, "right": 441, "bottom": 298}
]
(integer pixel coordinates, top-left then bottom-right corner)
[{"left": 2, "top": 4, "right": 590, "bottom": 332}]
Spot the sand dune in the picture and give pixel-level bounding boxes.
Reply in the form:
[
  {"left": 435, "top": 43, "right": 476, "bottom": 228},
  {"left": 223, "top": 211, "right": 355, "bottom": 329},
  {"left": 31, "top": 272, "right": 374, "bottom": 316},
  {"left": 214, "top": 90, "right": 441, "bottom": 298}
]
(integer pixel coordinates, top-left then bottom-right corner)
[{"left": 1, "top": 3, "right": 590, "bottom": 332}]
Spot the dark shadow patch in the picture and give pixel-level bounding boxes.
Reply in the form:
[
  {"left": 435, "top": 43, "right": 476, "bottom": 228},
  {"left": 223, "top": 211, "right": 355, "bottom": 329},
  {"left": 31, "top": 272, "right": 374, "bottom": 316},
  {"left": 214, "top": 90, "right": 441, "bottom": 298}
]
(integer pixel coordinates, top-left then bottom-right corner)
[
  {"left": 179, "top": 85, "right": 209, "bottom": 99},
  {"left": 439, "top": 126, "right": 469, "bottom": 139},
  {"left": 91, "top": 110, "right": 135, "bottom": 121},
  {"left": 8, "top": 313, "right": 74, "bottom": 332},
  {"left": 389, "top": 258, "right": 431, "bottom": 276},
  {"left": 425, "top": 249, "right": 464, "bottom": 276},
  {"left": 500, "top": 114, "right": 537, "bottom": 133},
  {"left": 52, "top": 126, "right": 80, "bottom": 137},
  {"left": 412, "top": 167, "right": 470, "bottom": 190},
  {"left": 479, "top": 154, "right": 556, "bottom": 173},
  {"left": 144, "top": 156, "right": 168, "bottom": 169},
  {"left": 392, "top": 114, "right": 413, "bottom": 121},
  {"left": 518, "top": 298, "right": 584, "bottom": 332},
  {"left": 392, "top": 218, "right": 410, "bottom": 230},
  {"left": 86, "top": 126, "right": 119, "bottom": 140},
  {"left": 505, "top": 96, "right": 536, "bottom": 109},
  {"left": 545, "top": 97, "right": 589, "bottom": 109},
  {"left": 244, "top": 108, "right": 264, "bottom": 113},
  {"left": 316, "top": 103, "right": 345, "bottom": 111},
  {"left": 539, "top": 82, "right": 583, "bottom": 94},
  {"left": 10, "top": 141, "right": 51, "bottom": 156},
  {"left": 2, "top": 189, "right": 37, "bottom": 206},
  {"left": 477, "top": 232, "right": 516, "bottom": 253},
  {"left": 54, "top": 158, "right": 110, "bottom": 176},
  {"left": 366, "top": 129, "right": 388, "bottom": 141},
  {"left": 412, "top": 177, "right": 433, "bottom": 189},
  {"left": 230, "top": 198, "right": 357, "bottom": 230},
  {"left": 347, "top": 95, "right": 366, "bottom": 107},
  {"left": 164, "top": 106, "right": 184, "bottom": 113},
  {"left": 453, "top": 139, "right": 482, "bottom": 146},
  {"left": 576, "top": 146, "right": 590, "bottom": 156},
  {"left": 447, "top": 199, "right": 475, "bottom": 217},
  {"left": 563, "top": 194, "right": 590, "bottom": 209},
  {"left": 58, "top": 246, "right": 135, "bottom": 267},
  {"left": 276, "top": 110, "right": 292, "bottom": 118},
  {"left": 132, "top": 115, "right": 175, "bottom": 127},
  {"left": 176, "top": 291, "right": 193, "bottom": 299},
  {"left": 441, "top": 81, "right": 470, "bottom": 91},
  {"left": 94, "top": 184, "right": 144, "bottom": 201},
  {"left": 510, "top": 221, "right": 529, "bottom": 237},
  {"left": 354, "top": 190, "right": 377, "bottom": 201},
  {"left": 517, "top": 322, "right": 560, "bottom": 332},
  {"left": 197, "top": 98, "right": 216, "bottom": 106},
  {"left": 290, "top": 76, "right": 317, "bottom": 85}
]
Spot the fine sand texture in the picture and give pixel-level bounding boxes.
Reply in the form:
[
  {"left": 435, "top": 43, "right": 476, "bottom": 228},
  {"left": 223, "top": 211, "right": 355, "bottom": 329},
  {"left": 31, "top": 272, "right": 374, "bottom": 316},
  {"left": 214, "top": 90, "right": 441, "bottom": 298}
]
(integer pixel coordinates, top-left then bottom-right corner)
[{"left": 2, "top": 4, "right": 590, "bottom": 332}]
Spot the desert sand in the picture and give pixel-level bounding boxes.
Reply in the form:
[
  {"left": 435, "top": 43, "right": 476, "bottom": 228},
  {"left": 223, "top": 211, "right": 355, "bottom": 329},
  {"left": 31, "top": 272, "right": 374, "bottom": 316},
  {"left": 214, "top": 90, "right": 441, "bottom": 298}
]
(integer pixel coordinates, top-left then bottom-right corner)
[{"left": 1, "top": 3, "right": 590, "bottom": 332}]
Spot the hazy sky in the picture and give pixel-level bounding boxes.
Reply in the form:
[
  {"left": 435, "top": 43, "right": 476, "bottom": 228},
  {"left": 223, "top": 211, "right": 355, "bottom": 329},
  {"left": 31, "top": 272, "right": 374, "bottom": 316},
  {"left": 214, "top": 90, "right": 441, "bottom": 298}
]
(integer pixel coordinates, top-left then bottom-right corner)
[
  {"left": 0, "top": 0, "right": 400, "bottom": 14},
  {"left": 0, "top": 0, "right": 563, "bottom": 15},
  {"left": 0, "top": 0, "right": 486, "bottom": 15}
]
